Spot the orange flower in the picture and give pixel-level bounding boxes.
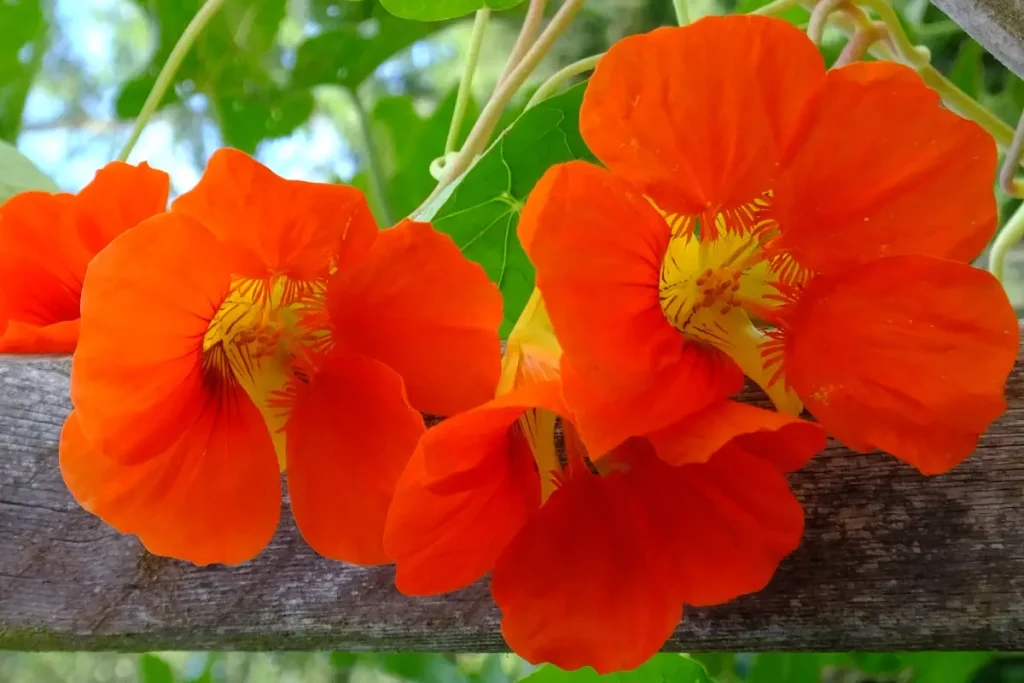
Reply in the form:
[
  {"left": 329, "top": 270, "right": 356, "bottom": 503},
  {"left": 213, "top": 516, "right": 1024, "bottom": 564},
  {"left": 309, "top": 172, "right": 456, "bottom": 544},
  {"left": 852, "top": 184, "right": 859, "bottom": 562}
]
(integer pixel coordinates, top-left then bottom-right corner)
[
  {"left": 60, "top": 148, "right": 502, "bottom": 566},
  {"left": 0, "top": 162, "right": 168, "bottom": 352},
  {"left": 520, "top": 15, "right": 1018, "bottom": 475},
  {"left": 383, "top": 293, "right": 825, "bottom": 672}
]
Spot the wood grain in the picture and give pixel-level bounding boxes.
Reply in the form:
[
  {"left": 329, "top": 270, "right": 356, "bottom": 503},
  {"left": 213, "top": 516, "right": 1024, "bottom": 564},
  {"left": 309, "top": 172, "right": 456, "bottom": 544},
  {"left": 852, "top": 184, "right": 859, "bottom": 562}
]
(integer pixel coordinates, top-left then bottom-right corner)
[
  {"left": 2, "top": 347, "right": 1024, "bottom": 652},
  {"left": 931, "top": 0, "right": 1024, "bottom": 78}
]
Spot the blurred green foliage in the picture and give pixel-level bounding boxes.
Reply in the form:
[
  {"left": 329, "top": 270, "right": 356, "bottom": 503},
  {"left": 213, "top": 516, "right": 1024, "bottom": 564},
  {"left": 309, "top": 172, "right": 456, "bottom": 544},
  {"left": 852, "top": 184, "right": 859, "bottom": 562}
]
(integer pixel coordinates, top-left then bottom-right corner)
[{"left": 6, "top": 651, "right": 1024, "bottom": 683}]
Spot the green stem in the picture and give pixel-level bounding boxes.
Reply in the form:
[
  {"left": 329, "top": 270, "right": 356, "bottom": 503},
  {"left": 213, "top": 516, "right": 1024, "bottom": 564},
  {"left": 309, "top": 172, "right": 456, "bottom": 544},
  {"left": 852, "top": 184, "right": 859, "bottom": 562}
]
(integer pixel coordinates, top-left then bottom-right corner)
[
  {"left": 445, "top": 9, "right": 490, "bottom": 156},
  {"left": 527, "top": 53, "right": 604, "bottom": 108},
  {"left": 117, "top": 0, "right": 227, "bottom": 162},
  {"left": 990, "top": 201, "right": 1024, "bottom": 282},
  {"left": 345, "top": 89, "right": 393, "bottom": 227},
  {"left": 750, "top": 0, "right": 801, "bottom": 15},
  {"left": 673, "top": 0, "right": 689, "bottom": 24},
  {"left": 412, "top": 0, "right": 585, "bottom": 218}
]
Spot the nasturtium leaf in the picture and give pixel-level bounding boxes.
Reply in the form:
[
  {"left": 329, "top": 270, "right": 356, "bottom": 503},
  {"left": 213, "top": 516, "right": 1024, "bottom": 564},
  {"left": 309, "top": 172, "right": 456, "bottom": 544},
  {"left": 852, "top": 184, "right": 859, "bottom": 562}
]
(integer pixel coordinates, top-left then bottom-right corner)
[
  {"left": 379, "top": 0, "right": 524, "bottom": 22},
  {"left": 291, "top": 6, "right": 440, "bottom": 92},
  {"left": 0, "top": 140, "right": 59, "bottom": 203},
  {"left": 428, "top": 82, "right": 595, "bottom": 336},
  {"left": 0, "top": 0, "right": 46, "bottom": 141},
  {"left": 520, "top": 655, "right": 713, "bottom": 683},
  {"left": 139, "top": 654, "right": 176, "bottom": 683}
]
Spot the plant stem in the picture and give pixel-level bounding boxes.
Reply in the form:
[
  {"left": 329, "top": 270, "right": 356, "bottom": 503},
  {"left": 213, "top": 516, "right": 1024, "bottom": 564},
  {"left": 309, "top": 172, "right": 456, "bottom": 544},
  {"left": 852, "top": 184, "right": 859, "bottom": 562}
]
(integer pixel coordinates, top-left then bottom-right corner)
[
  {"left": 345, "top": 89, "right": 393, "bottom": 227},
  {"left": 833, "top": 22, "right": 882, "bottom": 66},
  {"left": 807, "top": 0, "right": 844, "bottom": 43},
  {"left": 990, "top": 201, "right": 1024, "bottom": 282},
  {"left": 413, "top": 0, "right": 584, "bottom": 218},
  {"left": 445, "top": 9, "right": 490, "bottom": 156},
  {"left": 117, "top": 0, "right": 227, "bottom": 162},
  {"left": 496, "top": 0, "right": 548, "bottom": 88},
  {"left": 750, "top": 0, "right": 801, "bottom": 15},
  {"left": 526, "top": 53, "right": 603, "bottom": 108},
  {"left": 999, "top": 110, "right": 1024, "bottom": 196},
  {"left": 673, "top": 0, "right": 689, "bottom": 25}
]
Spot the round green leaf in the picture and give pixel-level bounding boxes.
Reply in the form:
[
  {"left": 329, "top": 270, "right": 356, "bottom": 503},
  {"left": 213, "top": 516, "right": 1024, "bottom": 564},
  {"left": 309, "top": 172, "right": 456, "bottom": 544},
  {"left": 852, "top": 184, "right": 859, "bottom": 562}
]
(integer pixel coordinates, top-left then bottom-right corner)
[
  {"left": 379, "top": 0, "right": 524, "bottom": 21},
  {"left": 0, "top": 140, "right": 59, "bottom": 203}
]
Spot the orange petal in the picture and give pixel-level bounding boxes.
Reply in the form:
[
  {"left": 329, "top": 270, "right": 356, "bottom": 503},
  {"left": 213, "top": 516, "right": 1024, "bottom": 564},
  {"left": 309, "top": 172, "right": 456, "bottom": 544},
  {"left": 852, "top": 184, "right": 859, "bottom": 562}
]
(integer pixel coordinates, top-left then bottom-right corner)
[
  {"left": 71, "top": 213, "right": 234, "bottom": 462},
  {"left": 647, "top": 399, "right": 826, "bottom": 472},
  {"left": 773, "top": 62, "right": 998, "bottom": 272},
  {"left": 75, "top": 161, "right": 170, "bottom": 253},
  {"left": 783, "top": 255, "right": 1018, "bottom": 474},
  {"left": 580, "top": 16, "right": 824, "bottom": 216},
  {"left": 632, "top": 443, "right": 805, "bottom": 607},
  {"left": 60, "top": 403, "right": 281, "bottom": 566},
  {"left": 0, "top": 319, "right": 79, "bottom": 354},
  {"left": 171, "top": 148, "right": 378, "bottom": 282},
  {"left": 285, "top": 351, "right": 425, "bottom": 565},
  {"left": 0, "top": 192, "right": 93, "bottom": 350},
  {"left": 491, "top": 469, "right": 681, "bottom": 673},
  {"left": 384, "top": 393, "right": 541, "bottom": 595},
  {"left": 521, "top": 162, "right": 743, "bottom": 455},
  {"left": 326, "top": 219, "right": 503, "bottom": 416}
]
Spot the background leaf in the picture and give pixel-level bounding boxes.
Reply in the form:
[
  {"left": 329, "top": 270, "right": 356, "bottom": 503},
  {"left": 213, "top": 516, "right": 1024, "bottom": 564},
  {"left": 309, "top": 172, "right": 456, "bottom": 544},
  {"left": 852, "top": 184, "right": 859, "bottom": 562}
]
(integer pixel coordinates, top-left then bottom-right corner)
[
  {"left": 138, "top": 654, "right": 176, "bottom": 683},
  {"left": 429, "top": 81, "right": 595, "bottom": 335},
  {"left": 0, "top": 139, "right": 59, "bottom": 202},
  {"left": 379, "top": 0, "right": 526, "bottom": 22},
  {"left": 0, "top": 0, "right": 46, "bottom": 142}
]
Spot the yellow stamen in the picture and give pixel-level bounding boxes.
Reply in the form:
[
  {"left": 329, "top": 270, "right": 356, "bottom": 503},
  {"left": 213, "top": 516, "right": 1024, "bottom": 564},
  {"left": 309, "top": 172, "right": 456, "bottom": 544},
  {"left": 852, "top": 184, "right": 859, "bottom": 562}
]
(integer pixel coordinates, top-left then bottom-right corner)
[{"left": 202, "top": 276, "right": 316, "bottom": 469}]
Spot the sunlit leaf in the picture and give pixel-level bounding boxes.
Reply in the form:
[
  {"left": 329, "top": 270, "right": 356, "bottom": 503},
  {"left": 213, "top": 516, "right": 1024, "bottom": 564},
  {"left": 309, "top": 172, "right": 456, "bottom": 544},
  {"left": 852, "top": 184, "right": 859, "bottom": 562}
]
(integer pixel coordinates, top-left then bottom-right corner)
[
  {"left": 0, "top": 140, "right": 59, "bottom": 202},
  {"left": 139, "top": 654, "right": 176, "bottom": 683},
  {"left": 379, "top": 0, "right": 525, "bottom": 22},
  {"left": 520, "top": 655, "right": 713, "bottom": 683},
  {"left": 0, "top": 0, "right": 46, "bottom": 141},
  {"left": 428, "top": 82, "right": 595, "bottom": 335}
]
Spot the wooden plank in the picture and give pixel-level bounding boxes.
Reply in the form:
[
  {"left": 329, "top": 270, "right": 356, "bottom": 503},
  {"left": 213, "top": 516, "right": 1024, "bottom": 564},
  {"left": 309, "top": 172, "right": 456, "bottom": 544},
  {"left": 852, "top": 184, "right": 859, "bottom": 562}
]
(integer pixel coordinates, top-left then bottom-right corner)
[
  {"left": 931, "top": 0, "right": 1024, "bottom": 78},
  {"left": 2, "top": 344, "right": 1024, "bottom": 653}
]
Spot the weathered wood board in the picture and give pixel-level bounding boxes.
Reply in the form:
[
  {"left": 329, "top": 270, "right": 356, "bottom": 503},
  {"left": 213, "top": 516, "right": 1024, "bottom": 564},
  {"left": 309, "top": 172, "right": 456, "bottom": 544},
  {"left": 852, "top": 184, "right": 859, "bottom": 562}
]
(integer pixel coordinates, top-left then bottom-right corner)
[
  {"left": 2, "top": 341, "right": 1024, "bottom": 652},
  {"left": 931, "top": 0, "right": 1024, "bottom": 78}
]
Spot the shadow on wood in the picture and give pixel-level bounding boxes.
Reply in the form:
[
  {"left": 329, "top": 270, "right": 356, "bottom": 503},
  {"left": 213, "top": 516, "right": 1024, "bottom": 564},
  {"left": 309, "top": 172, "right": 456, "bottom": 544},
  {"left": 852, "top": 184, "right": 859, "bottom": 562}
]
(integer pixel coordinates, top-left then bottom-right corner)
[{"left": 2, "top": 347, "right": 1024, "bottom": 651}]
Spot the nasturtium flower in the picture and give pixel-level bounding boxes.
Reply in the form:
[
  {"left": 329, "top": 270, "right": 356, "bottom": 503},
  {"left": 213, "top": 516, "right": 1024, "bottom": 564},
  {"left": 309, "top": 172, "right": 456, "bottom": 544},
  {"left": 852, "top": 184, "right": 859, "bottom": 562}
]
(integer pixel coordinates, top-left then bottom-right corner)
[
  {"left": 0, "top": 162, "right": 168, "bottom": 353},
  {"left": 59, "top": 148, "right": 503, "bottom": 566},
  {"left": 521, "top": 15, "right": 1018, "bottom": 475},
  {"left": 383, "top": 291, "right": 826, "bottom": 673}
]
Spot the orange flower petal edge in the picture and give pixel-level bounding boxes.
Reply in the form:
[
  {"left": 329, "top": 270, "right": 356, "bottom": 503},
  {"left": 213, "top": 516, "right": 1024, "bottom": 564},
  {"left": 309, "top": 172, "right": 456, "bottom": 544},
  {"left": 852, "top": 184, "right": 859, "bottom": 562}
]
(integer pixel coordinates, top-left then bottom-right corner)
[
  {"left": 779, "top": 254, "right": 1018, "bottom": 474},
  {"left": 0, "top": 162, "right": 168, "bottom": 353},
  {"left": 647, "top": 399, "right": 826, "bottom": 472},
  {"left": 286, "top": 350, "right": 425, "bottom": 565},
  {"left": 772, "top": 61, "right": 998, "bottom": 272},
  {"left": 326, "top": 219, "right": 503, "bottom": 417}
]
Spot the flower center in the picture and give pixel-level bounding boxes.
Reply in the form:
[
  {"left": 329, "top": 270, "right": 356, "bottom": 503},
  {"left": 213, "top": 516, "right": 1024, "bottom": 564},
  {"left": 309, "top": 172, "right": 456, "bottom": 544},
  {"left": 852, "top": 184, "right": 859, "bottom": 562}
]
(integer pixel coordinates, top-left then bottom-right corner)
[
  {"left": 202, "top": 276, "right": 317, "bottom": 468},
  {"left": 656, "top": 205, "right": 806, "bottom": 415}
]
